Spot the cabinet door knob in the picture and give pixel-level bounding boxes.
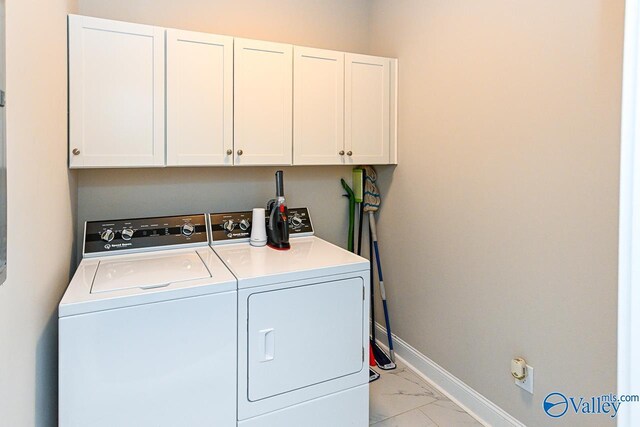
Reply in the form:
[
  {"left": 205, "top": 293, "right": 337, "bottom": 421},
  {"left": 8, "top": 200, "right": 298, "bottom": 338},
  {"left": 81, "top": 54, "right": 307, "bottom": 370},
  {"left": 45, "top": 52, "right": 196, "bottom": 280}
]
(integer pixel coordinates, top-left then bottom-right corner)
[
  {"left": 339, "top": 150, "right": 345, "bottom": 155},
  {"left": 237, "top": 149, "right": 243, "bottom": 156},
  {"left": 72, "top": 148, "right": 81, "bottom": 156},
  {"left": 226, "top": 149, "right": 233, "bottom": 155},
  {"left": 346, "top": 151, "right": 353, "bottom": 156}
]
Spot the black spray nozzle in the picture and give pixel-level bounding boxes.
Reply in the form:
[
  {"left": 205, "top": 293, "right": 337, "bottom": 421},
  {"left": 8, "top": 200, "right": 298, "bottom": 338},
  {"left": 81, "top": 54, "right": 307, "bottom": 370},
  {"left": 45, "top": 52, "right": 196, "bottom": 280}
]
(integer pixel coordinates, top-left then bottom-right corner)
[{"left": 275, "top": 170, "right": 284, "bottom": 197}]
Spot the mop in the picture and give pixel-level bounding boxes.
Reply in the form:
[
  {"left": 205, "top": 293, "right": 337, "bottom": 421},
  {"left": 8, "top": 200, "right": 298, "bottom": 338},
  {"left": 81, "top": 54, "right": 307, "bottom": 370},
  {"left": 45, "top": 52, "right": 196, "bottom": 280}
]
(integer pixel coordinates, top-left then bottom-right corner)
[{"left": 363, "top": 166, "right": 396, "bottom": 369}]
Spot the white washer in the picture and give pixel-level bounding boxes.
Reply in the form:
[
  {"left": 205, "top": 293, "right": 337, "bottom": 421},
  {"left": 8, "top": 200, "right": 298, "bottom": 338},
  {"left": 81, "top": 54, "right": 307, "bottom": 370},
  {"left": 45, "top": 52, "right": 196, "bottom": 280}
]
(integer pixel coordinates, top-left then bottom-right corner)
[
  {"left": 59, "top": 214, "right": 238, "bottom": 427},
  {"left": 210, "top": 208, "right": 370, "bottom": 427}
]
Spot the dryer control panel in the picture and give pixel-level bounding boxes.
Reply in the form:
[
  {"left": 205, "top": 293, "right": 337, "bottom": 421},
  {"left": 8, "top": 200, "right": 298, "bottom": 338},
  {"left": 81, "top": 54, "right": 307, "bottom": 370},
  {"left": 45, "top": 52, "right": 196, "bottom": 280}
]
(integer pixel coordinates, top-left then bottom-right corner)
[
  {"left": 210, "top": 207, "right": 313, "bottom": 244},
  {"left": 84, "top": 214, "right": 208, "bottom": 256}
]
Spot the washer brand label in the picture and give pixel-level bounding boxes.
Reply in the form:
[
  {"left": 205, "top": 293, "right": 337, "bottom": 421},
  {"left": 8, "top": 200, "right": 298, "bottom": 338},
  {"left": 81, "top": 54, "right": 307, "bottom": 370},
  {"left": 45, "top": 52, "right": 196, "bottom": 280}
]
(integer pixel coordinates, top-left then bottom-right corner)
[{"left": 104, "top": 242, "right": 133, "bottom": 250}]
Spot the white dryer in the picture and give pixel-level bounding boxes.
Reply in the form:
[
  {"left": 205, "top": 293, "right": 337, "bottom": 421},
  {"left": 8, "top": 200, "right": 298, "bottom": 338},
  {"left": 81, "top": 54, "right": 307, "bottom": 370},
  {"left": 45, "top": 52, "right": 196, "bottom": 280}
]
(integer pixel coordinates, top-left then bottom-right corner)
[
  {"left": 210, "top": 208, "right": 370, "bottom": 427},
  {"left": 59, "top": 214, "right": 238, "bottom": 427}
]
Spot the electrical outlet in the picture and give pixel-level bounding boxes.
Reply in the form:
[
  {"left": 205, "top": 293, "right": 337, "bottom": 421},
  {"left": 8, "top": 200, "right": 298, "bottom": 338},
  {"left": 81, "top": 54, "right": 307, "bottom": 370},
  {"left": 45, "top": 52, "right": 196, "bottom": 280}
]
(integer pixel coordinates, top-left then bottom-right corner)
[{"left": 515, "top": 365, "right": 534, "bottom": 394}]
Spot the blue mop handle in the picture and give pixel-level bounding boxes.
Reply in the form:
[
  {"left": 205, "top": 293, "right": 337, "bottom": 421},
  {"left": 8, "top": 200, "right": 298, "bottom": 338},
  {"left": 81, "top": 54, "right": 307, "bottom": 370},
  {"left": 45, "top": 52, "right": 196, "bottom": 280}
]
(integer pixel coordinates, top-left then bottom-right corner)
[
  {"left": 369, "top": 212, "right": 395, "bottom": 357},
  {"left": 381, "top": 300, "right": 393, "bottom": 350}
]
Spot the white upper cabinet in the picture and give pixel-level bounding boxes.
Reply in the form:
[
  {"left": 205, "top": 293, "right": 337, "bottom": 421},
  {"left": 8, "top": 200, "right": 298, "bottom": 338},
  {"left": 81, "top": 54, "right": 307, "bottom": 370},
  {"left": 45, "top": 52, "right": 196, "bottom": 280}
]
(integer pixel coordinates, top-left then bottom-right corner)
[
  {"left": 68, "top": 15, "right": 397, "bottom": 168},
  {"left": 234, "top": 39, "right": 293, "bottom": 166},
  {"left": 293, "top": 47, "right": 345, "bottom": 165},
  {"left": 69, "top": 15, "right": 165, "bottom": 168},
  {"left": 345, "top": 54, "right": 391, "bottom": 165},
  {"left": 166, "top": 30, "right": 233, "bottom": 166}
]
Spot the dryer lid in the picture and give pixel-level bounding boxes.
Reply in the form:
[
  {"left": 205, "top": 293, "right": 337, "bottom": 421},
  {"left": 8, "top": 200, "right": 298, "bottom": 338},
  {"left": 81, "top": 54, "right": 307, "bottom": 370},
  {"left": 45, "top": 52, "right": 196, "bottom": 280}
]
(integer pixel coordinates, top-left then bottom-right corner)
[
  {"left": 213, "top": 236, "right": 369, "bottom": 289},
  {"left": 91, "top": 251, "right": 211, "bottom": 293}
]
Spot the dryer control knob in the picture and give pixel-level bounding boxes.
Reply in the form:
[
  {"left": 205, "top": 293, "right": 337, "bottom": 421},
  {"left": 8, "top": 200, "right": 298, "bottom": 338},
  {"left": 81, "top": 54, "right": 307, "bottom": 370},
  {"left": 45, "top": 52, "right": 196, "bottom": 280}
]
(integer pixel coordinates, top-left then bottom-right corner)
[
  {"left": 181, "top": 223, "right": 195, "bottom": 236},
  {"left": 121, "top": 228, "right": 134, "bottom": 241},
  {"left": 291, "top": 214, "right": 303, "bottom": 228},
  {"left": 101, "top": 229, "right": 115, "bottom": 242},
  {"left": 239, "top": 219, "right": 251, "bottom": 231},
  {"left": 223, "top": 220, "right": 235, "bottom": 232}
]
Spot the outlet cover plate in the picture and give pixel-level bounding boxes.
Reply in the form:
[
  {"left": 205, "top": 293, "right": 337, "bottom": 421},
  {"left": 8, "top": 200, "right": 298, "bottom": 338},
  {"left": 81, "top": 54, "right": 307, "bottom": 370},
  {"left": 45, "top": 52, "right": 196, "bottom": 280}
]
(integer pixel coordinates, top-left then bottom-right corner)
[{"left": 515, "top": 365, "right": 534, "bottom": 393}]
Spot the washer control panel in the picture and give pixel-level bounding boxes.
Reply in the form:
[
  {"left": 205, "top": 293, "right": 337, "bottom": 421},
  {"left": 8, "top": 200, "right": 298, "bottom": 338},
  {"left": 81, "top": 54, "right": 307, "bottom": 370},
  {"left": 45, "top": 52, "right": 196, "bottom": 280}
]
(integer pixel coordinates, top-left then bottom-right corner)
[
  {"left": 210, "top": 207, "right": 313, "bottom": 244},
  {"left": 84, "top": 214, "right": 208, "bottom": 256}
]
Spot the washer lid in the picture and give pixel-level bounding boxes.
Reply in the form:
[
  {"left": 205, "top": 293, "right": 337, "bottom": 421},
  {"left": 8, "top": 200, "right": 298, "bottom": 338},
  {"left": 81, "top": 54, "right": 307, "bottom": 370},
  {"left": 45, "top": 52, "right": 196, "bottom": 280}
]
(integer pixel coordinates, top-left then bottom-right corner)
[
  {"left": 92, "top": 251, "right": 211, "bottom": 293},
  {"left": 60, "top": 247, "right": 237, "bottom": 318}
]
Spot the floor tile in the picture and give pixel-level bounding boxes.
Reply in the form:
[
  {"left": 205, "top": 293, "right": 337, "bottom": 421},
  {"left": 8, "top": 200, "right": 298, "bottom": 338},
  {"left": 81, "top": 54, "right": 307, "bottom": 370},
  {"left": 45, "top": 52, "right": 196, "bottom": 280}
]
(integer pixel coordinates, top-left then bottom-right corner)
[
  {"left": 419, "top": 399, "right": 483, "bottom": 426},
  {"left": 371, "top": 408, "right": 437, "bottom": 427},
  {"left": 369, "top": 363, "right": 440, "bottom": 424}
]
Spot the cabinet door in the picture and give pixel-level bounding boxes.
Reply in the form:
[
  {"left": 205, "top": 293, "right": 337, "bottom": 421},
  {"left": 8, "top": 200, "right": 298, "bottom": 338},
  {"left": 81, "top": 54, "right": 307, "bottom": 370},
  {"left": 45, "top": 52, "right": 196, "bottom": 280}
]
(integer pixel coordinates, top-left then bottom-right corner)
[
  {"left": 234, "top": 39, "right": 293, "bottom": 166},
  {"left": 293, "top": 47, "right": 344, "bottom": 165},
  {"left": 345, "top": 54, "right": 390, "bottom": 165},
  {"left": 166, "top": 30, "right": 233, "bottom": 166},
  {"left": 68, "top": 15, "right": 164, "bottom": 168}
]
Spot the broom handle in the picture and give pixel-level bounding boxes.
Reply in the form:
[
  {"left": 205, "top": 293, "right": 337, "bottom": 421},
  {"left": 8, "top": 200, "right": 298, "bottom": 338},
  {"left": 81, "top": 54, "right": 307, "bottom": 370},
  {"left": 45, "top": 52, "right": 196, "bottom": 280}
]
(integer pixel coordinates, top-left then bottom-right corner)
[
  {"left": 341, "top": 179, "right": 355, "bottom": 252},
  {"left": 369, "top": 222, "right": 375, "bottom": 341},
  {"left": 357, "top": 203, "right": 364, "bottom": 256},
  {"left": 357, "top": 170, "right": 366, "bottom": 255}
]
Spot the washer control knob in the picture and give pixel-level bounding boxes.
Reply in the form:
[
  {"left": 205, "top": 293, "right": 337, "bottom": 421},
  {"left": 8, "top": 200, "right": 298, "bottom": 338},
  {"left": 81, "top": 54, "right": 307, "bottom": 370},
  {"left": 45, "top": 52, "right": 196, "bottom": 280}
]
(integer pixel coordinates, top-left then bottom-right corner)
[
  {"left": 223, "top": 220, "right": 235, "bottom": 232},
  {"left": 239, "top": 219, "right": 251, "bottom": 231},
  {"left": 121, "top": 228, "right": 134, "bottom": 241},
  {"left": 181, "top": 223, "right": 195, "bottom": 236},
  {"left": 101, "top": 229, "right": 115, "bottom": 242},
  {"left": 291, "top": 214, "right": 303, "bottom": 228}
]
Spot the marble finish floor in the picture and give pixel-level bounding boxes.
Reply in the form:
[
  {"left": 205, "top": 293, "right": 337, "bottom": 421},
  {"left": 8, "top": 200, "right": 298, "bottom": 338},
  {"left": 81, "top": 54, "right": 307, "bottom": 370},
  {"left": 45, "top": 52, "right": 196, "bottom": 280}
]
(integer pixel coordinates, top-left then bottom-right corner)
[{"left": 369, "top": 361, "right": 484, "bottom": 426}]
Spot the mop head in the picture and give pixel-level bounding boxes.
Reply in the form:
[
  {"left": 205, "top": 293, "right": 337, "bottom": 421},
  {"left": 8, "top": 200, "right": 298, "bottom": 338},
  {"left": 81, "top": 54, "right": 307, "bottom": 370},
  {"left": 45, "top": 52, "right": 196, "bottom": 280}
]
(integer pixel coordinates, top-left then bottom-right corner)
[{"left": 363, "top": 166, "right": 381, "bottom": 213}]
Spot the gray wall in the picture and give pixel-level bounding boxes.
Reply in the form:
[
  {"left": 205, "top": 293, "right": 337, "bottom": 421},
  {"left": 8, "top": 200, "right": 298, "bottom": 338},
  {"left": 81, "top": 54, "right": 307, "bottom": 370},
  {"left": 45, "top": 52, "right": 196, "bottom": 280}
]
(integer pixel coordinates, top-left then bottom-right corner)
[
  {"left": 75, "top": 0, "right": 374, "bottom": 256},
  {"left": 0, "top": 0, "right": 77, "bottom": 425},
  {"left": 369, "top": 1, "right": 622, "bottom": 425},
  {"left": 77, "top": 0, "right": 371, "bottom": 53},
  {"left": 78, "top": 167, "right": 357, "bottom": 251},
  {"left": 0, "top": 0, "right": 6, "bottom": 285}
]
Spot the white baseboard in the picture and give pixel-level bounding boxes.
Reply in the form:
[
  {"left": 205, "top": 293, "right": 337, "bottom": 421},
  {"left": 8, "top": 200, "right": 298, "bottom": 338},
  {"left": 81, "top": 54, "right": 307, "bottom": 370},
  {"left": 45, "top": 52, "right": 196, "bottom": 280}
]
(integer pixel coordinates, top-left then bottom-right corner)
[{"left": 373, "top": 322, "right": 525, "bottom": 427}]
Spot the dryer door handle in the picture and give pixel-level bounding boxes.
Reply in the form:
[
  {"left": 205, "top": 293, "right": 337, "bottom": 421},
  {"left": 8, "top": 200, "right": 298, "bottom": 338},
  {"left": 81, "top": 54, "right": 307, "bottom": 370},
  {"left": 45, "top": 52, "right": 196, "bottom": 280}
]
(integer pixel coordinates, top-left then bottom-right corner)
[{"left": 258, "top": 328, "right": 275, "bottom": 362}]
